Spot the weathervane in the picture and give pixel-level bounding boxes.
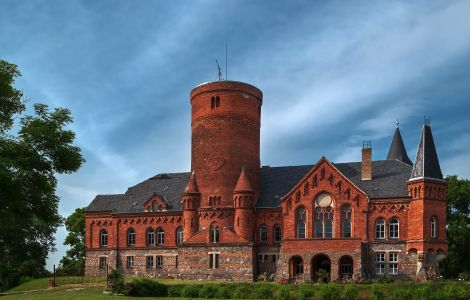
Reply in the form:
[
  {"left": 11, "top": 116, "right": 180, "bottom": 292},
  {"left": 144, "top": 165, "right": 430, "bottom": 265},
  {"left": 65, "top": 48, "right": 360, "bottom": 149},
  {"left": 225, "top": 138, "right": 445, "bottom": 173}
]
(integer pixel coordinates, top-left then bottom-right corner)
[
  {"left": 396, "top": 119, "right": 400, "bottom": 128},
  {"left": 424, "top": 116, "right": 431, "bottom": 126},
  {"left": 215, "top": 59, "right": 224, "bottom": 81}
]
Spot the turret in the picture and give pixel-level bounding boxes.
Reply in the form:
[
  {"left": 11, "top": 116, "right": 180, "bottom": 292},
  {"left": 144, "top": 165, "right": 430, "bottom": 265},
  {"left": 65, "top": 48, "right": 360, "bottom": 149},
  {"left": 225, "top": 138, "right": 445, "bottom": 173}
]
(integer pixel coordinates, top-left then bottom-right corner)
[
  {"left": 182, "top": 172, "right": 200, "bottom": 241},
  {"left": 233, "top": 168, "right": 255, "bottom": 241},
  {"left": 407, "top": 122, "right": 447, "bottom": 279},
  {"left": 387, "top": 123, "right": 412, "bottom": 165}
]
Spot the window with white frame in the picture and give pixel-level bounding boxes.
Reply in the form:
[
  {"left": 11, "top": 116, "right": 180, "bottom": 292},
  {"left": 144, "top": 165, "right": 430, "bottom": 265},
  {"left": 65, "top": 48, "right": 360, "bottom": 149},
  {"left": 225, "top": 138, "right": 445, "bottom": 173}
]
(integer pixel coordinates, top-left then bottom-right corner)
[
  {"left": 260, "top": 225, "right": 268, "bottom": 243},
  {"left": 341, "top": 205, "right": 352, "bottom": 238},
  {"left": 146, "top": 256, "right": 154, "bottom": 269},
  {"left": 274, "top": 225, "right": 282, "bottom": 243},
  {"left": 99, "top": 257, "right": 107, "bottom": 269},
  {"left": 314, "top": 193, "right": 334, "bottom": 238},
  {"left": 210, "top": 224, "right": 220, "bottom": 243},
  {"left": 127, "top": 228, "right": 136, "bottom": 246},
  {"left": 389, "top": 252, "right": 399, "bottom": 275},
  {"left": 126, "top": 256, "right": 134, "bottom": 268},
  {"left": 209, "top": 253, "right": 219, "bottom": 269},
  {"left": 156, "top": 228, "right": 165, "bottom": 245},
  {"left": 156, "top": 256, "right": 163, "bottom": 268},
  {"left": 296, "top": 206, "right": 306, "bottom": 239},
  {"left": 147, "top": 228, "right": 155, "bottom": 245},
  {"left": 376, "top": 252, "right": 385, "bottom": 275},
  {"left": 100, "top": 229, "right": 108, "bottom": 247},
  {"left": 375, "top": 218, "right": 385, "bottom": 239},
  {"left": 389, "top": 218, "right": 399, "bottom": 239},
  {"left": 176, "top": 227, "right": 184, "bottom": 245}
]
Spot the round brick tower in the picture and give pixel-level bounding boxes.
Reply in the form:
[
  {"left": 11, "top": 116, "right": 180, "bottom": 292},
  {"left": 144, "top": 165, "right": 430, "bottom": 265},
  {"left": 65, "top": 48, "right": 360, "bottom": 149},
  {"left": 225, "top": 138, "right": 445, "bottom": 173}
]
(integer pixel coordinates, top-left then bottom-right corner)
[{"left": 190, "top": 80, "right": 262, "bottom": 229}]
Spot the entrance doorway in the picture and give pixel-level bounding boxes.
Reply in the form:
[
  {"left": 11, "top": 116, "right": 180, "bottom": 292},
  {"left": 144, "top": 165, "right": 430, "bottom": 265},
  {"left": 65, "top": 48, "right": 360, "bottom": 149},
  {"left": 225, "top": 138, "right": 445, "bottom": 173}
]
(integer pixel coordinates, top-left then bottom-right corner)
[
  {"left": 311, "top": 254, "right": 331, "bottom": 282},
  {"left": 289, "top": 256, "right": 303, "bottom": 279}
]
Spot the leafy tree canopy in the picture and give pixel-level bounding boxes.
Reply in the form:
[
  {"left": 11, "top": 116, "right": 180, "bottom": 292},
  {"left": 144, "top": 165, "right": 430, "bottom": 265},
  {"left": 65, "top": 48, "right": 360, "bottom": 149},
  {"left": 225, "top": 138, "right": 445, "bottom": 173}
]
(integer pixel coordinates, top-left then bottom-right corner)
[
  {"left": 0, "top": 59, "right": 84, "bottom": 291},
  {"left": 59, "top": 207, "right": 85, "bottom": 275},
  {"left": 441, "top": 175, "right": 470, "bottom": 278}
]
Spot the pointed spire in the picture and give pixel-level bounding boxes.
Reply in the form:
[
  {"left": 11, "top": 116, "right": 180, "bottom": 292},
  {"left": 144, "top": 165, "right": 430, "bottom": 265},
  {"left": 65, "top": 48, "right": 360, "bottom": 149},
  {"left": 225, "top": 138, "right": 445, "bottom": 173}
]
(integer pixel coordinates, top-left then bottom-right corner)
[
  {"left": 184, "top": 171, "right": 200, "bottom": 193},
  {"left": 234, "top": 167, "right": 253, "bottom": 192},
  {"left": 387, "top": 124, "right": 412, "bottom": 165},
  {"left": 410, "top": 124, "right": 443, "bottom": 180}
]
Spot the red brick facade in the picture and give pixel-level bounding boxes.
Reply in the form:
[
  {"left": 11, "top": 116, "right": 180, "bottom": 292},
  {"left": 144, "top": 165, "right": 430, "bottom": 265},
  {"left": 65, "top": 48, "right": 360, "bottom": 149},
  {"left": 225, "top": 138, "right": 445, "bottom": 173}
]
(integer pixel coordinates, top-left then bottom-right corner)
[{"left": 85, "top": 80, "right": 447, "bottom": 282}]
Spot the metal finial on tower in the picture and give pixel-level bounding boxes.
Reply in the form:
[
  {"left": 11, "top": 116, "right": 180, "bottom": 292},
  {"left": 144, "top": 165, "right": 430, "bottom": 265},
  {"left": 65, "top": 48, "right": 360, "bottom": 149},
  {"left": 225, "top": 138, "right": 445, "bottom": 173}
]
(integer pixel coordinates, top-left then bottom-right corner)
[
  {"left": 396, "top": 119, "right": 400, "bottom": 128},
  {"left": 215, "top": 59, "right": 224, "bottom": 81},
  {"left": 424, "top": 116, "right": 431, "bottom": 126}
]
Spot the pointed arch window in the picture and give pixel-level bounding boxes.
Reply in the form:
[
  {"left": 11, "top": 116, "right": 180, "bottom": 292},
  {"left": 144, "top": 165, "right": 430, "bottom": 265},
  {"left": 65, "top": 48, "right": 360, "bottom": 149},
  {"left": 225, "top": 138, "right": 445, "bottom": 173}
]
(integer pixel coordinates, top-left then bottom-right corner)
[
  {"left": 341, "top": 205, "right": 352, "bottom": 238},
  {"left": 100, "top": 229, "right": 108, "bottom": 247},
  {"left": 389, "top": 218, "right": 399, "bottom": 239},
  {"left": 127, "top": 228, "right": 135, "bottom": 246},
  {"left": 147, "top": 228, "right": 155, "bottom": 245},
  {"left": 430, "top": 217, "right": 437, "bottom": 239},
  {"left": 295, "top": 206, "right": 306, "bottom": 239},
  {"left": 176, "top": 226, "right": 183, "bottom": 245},
  {"left": 375, "top": 218, "right": 385, "bottom": 239},
  {"left": 156, "top": 228, "right": 165, "bottom": 245},
  {"left": 210, "top": 223, "right": 220, "bottom": 243},
  {"left": 260, "top": 225, "right": 268, "bottom": 243},
  {"left": 314, "top": 193, "right": 334, "bottom": 238}
]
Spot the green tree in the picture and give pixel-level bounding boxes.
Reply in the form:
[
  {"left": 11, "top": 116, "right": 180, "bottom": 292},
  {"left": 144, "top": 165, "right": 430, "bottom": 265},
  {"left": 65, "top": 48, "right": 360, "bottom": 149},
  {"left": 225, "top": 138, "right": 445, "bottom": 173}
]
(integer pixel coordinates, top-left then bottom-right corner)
[
  {"left": 441, "top": 175, "right": 470, "bottom": 278},
  {"left": 59, "top": 207, "right": 85, "bottom": 275},
  {"left": 0, "top": 59, "right": 84, "bottom": 291}
]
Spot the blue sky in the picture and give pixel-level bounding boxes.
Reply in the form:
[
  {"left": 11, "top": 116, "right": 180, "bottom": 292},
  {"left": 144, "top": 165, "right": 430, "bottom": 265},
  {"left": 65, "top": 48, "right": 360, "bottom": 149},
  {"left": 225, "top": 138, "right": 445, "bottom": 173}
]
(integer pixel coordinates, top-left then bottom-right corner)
[{"left": 1, "top": 0, "right": 470, "bottom": 270}]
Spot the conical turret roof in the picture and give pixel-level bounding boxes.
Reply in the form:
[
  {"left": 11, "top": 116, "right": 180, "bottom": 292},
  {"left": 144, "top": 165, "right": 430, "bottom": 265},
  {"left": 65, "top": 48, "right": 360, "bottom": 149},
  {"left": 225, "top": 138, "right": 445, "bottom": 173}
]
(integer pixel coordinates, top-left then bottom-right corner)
[
  {"left": 410, "top": 124, "right": 443, "bottom": 180},
  {"left": 184, "top": 171, "right": 200, "bottom": 193},
  {"left": 234, "top": 168, "right": 253, "bottom": 192},
  {"left": 387, "top": 126, "right": 412, "bottom": 165}
]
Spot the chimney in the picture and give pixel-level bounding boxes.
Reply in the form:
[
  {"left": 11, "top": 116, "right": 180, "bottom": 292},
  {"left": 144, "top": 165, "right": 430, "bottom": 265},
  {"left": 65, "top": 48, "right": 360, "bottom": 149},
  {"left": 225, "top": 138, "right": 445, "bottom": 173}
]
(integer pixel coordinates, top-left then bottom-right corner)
[{"left": 362, "top": 141, "right": 372, "bottom": 181}]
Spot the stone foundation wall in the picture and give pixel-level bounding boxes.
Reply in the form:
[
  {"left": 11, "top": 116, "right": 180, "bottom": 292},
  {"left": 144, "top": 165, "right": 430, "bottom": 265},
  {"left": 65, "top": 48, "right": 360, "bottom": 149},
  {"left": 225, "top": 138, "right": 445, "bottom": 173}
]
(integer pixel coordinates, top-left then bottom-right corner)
[
  {"left": 256, "top": 245, "right": 280, "bottom": 277},
  {"left": 368, "top": 242, "right": 417, "bottom": 280},
  {"left": 177, "top": 244, "right": 255, "bottom": 281}
]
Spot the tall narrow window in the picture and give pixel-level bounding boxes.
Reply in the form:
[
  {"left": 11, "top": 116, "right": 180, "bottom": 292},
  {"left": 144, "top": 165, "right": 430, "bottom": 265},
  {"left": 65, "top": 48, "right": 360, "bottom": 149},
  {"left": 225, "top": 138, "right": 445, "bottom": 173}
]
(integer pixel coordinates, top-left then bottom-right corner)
[
  {"left": 211, "top": 96, "right": 215, "bottom": 109},
  {"left": 215, "top": 96, "right": 220, "bottom": 107},
  {"left": 314, "top": 193, "right": 334, "bottom": 238},
  {"left": 431, "top": 217, "right": 437, "bottom": 238},
  {"left": 146, "top": 256, "right": 154, "bottom": 269},
  {"left": 100, "top": 229, "right": 108, "bottom": 247},
  {"left": 127, "top": 256, "right": 134, "bottom": 268},
  {"left": 389, "top": 253, "right": 398, "bottom": 275},
  {"left": 157, "top": 228, "right": 165, "bottom": 245},
  {"left": 147, "top": 228, "right": 155, "bottom": 245},
  {"left": 260, "top": 225, "right": 268, "bottom": 243},
  {"left": 209, "top": 253, "right": 219, "bottom": 269},
  {"left": 99, "top": 257, "right": 107, "bottom": 269},
  {"left": 376, "top": 253, "right": 385, "bottom": 275},
  {"left": 375, "top": 218, "right": 385, "bottom": 239},
  {"left": 127, "top": 228, "right": 135, "bottom": 246},
  {"left": 295, "top": 206, "right": 306, "bottom": 239},
  {"left": 176, "top": 227, "right": 184, "bottom": 245},
  {"left": 341, "top": 205, "right": 352, "bottom": 238},
  {"left": 389, "top": 218, "right": 399, "bottom": 239},
  {"left": 210, "top": 224, "right": 220, "bottom": 243},
  {"left": 274, "top": 225, "right": 282, "bottom": 243},
  {"left": 156, "top": 256, "right": 163, "bottom": 268}
]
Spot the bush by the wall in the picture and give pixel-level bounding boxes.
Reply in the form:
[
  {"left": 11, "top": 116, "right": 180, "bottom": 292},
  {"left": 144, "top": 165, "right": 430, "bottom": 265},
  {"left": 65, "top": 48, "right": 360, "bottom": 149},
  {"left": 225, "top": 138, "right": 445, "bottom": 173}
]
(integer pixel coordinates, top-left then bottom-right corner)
[
  {"left": 317, "top": 284, "right": 341, "bottom": 300},
  {"left": 370, "top": 283, "right": 385, "bottom": 300},
  {"left": 180, "top": 284, "right": 200, "bottom": 298},
  {"left": 107, "top": 268, "right": 125, "bottom": 294},
  {"left": 167, "top": 284, "right": 183, "bottom": 297},
  {"left": 251, "top": 283, "right": 273, "bottom": 299},
  {"left": 231, "top": 284, "right": 251, "bottom": 299},
  {"left": 342, "top": 284, "right": 359, "bottom": 300},
  {"left": 125, "top": 278, "right": 167, "bottom": 297}
]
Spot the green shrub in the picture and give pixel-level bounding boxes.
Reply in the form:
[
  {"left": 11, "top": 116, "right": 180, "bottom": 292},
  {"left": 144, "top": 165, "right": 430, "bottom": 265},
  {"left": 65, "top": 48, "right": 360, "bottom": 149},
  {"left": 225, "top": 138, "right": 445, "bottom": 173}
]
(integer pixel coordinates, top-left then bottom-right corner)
[
  {"left": 231, "top": 284, "right": 251, "bottom": 299},
  {"left": 167, "top": 284, "right": 183, "bottom": 297},
  {"left": 392, "top": 286, "right": 412, "bottom": 300},
  {"left": 199, "top": 284, "right": 220, "bottom": 298},
  {"left": 371, "top": 284, "right": 385, "bottom": 300},
  {"left": 252, "top": 283, "right": 273, "bottom": 299},
  {"left": 181, "top": 284, "right": 200, "bottom": 298},
  {"left": 275, "top": 285, "right": 292, "bottom": 300},
  {"left": 107, "top": 269, "right": 125, "bottom": 294},
  {"left": 443, "top": 282, "right": 470, "bottom": 300},
  {"left": 342, "top": 284, "right": 359, "bottom": 300},
  {"left": 297, "top": 284, "right": 315, "bottom": 300},
  {"left": 318, "top": 284, "right": 341, "bottom": 300},
  {"left": 215, "top": 284, "right": 230, "bottom": 298},
  {"left": 125, "top": 278, "right": 167, "bottom": 297}
]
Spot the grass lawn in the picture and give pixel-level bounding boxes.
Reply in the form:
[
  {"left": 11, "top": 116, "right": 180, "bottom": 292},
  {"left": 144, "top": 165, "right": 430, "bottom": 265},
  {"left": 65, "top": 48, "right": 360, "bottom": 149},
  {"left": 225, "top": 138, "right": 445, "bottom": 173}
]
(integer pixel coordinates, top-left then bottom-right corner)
[{"left": 6, "top": 276, "right": 106, "bottom": 292}]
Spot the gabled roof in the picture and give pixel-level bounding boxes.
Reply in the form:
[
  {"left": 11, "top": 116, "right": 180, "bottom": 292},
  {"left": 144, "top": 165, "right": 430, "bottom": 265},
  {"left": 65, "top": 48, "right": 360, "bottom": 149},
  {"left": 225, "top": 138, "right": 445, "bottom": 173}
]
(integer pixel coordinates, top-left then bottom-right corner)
[
  {"left": 410, "top": 125, "right": 443, "bottom": 180},
  {"left": 387, "top": 126, "right": 412, "bottom": 165},
  {"left": 86, "top": 160, "right": 412, "bottom": 213}
]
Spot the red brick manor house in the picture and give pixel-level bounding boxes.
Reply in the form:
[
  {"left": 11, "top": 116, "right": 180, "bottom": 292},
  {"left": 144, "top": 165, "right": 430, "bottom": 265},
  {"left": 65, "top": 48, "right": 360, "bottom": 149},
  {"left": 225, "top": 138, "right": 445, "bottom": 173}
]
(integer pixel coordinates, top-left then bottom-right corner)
[{"left": 85, "top": 80, "right": 447, "bottom": 282}]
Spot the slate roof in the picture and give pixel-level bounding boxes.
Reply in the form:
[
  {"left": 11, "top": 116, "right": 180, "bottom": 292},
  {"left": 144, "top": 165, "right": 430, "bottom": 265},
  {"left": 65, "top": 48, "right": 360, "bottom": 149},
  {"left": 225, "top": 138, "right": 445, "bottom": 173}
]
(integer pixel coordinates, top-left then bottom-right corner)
[
  {"left": 387, "top": 127, "right": 412, "bottom": 165},
  {"left": 87, "top": 160, "right": 412, "bottom": 213},
  {"left": 410, "top": 125, "right": 443, "bottom": 180}
]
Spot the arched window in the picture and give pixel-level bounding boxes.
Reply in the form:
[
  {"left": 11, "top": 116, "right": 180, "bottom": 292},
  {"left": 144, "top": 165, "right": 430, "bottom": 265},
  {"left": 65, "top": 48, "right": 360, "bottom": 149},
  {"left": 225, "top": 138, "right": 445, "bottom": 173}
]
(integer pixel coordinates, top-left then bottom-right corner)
[
  {"left": 176, "top": 227, "right": 183, "bottom": 245},
  {"left": 375, "top": 218, "right": 385, "bottom": 239},
  {"left": 389, "top": 218, "right": 399, "bottom": 239},
  {"left": 100, "top": 229, "right": 108, "bottom": 247},
  {"left": 147, "top": 228, "right": 155, "bottom": 245},
  {"left": 341, "top": 205, "right": 352, "bottom": 238},
  {"left": 215, "top": 96, "right": 220, "bottom": 107},
  {"left": 210, "top": 223, "right": 219, "bottom": 243},
  {"left": 156, "top": 228, "right": 165, "bottom": 245},
  {"left": 314, "top": 193, "right": 334, "bottom": 238},
  {"left": 211, "top": 96, "right": 215, "bottom": 109},
  {"left": 295, "top": 206, "right": 306, "bottom": 239},
  {"left": 260, "top": 225, "right": 268, "bottom": 243},
  {"left": 274, "top": 225, "right": 282, "bottom": 243},
  {"left": 431, "top": 217, "right": 437, "bottom": 238},
  {"left": 304, "top": 182, "right": 309, "bottom": 196},
  {"left": 127, "top": 228, "right": 135, "bottom": 246}
]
